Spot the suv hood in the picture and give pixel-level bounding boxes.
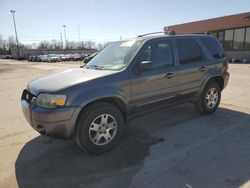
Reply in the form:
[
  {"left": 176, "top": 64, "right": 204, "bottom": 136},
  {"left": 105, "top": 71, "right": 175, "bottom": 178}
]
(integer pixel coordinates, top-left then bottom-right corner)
[{"left": 28, "top": 68, "right": 116, "bottom": 96}]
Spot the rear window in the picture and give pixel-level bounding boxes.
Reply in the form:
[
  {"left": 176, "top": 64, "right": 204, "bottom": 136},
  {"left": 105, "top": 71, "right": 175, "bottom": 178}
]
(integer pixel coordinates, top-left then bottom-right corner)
[
  {"left": 176, "top": 38, "right": 203, "bottom": 64},
  {"left": 201, "top": 37, "right": 225, "bottom": 58}
]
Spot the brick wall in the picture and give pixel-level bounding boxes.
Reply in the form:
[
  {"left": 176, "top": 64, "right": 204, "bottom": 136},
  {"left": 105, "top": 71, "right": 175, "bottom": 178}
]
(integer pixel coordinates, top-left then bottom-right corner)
[{"left": 167, "top": 12, "right": 250, "bottom": 34}]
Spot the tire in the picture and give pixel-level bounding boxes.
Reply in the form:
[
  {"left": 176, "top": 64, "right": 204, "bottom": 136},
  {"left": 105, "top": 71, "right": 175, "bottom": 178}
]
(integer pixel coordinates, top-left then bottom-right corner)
[
  {"left": 195, "top": 82, "right": 221, "bottom": 114},
  {"left": 75, "top": 103, "right": 125, "bottom": 154}
]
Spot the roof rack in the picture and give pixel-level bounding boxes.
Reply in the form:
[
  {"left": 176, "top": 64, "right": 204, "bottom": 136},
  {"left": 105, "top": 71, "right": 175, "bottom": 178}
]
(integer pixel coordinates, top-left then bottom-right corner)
[
  {"left": 192, "top": 32, "right": 210, "bottom": 35},
  {"left": 137, "top": 31, "right": 164, "bottom": 38}
]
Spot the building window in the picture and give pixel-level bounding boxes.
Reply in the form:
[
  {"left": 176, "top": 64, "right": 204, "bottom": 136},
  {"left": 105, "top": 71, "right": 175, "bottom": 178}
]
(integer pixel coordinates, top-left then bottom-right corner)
[
  {"left": 224, "top": 30, "right": 234, "bottom": 50},
  {"left": 245, "top": 27, "right": 250, "bottom": 50},
  {"left": 211, "top": 31, "right": 218, "bottom": 38},
  {"left": 218, "top": 31, "right": 224, "bottom": 43},
  {"left": 233, "top": 28, "right": 245, "bottom": 50},
  {"left": 210, "top": 31, "right": 224, "bottom": 44}
]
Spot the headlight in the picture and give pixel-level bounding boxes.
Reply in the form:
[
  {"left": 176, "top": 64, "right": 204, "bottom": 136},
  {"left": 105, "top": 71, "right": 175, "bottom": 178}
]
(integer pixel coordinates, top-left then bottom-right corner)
[{"left": 36, "top": 93, "right": 67, "bottom": 108}]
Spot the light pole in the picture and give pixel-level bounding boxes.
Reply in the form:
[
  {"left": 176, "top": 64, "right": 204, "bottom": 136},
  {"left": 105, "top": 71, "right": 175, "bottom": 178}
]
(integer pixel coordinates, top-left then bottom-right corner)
[
  {"left": 62, "top": 25, "right": 67, "bottom": 49},
  {"left": 10, "top": 10, "right": 20, "bottom": 59},
  {"left": 60, "top": 33, "right": 63, "bottom": 49}
]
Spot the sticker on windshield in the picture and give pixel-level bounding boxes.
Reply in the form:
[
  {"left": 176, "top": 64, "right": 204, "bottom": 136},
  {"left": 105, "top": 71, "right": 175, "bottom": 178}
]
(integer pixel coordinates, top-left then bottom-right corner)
[{"left": 120, "top": 40, "right": 135, "bottom": 47}]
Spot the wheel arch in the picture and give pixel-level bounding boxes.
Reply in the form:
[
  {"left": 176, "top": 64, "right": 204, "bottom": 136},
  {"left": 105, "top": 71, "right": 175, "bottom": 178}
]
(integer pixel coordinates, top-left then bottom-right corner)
[
  {"left": 205, "top": 76, "right": 224, "bottom": 91},
  {"left": 196, "top": 75, "right": 224, "bottom": 100},
  {"left": 195, "top": 75, "right": 222, "bottom": 114},
  {"left": 74, "top": 96, "right": 127, "bottom": 136}
]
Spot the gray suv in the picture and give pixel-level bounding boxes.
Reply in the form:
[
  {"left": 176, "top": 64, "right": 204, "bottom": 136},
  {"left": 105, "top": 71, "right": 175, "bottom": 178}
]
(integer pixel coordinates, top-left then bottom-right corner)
[{"left": 21, "top": 34, "right": 229, "bottom": 154}]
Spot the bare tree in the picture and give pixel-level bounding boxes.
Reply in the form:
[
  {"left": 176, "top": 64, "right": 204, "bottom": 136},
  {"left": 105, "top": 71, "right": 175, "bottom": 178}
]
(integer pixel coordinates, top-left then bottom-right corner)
[
  {"left": 0, "top": 34, "right": 8, "bottom": 54},
  {"left": 50, "top": 39, "right": 61, "bottom": 49},
  {"left": 0, "top": 33, "right": 105, "bottom": 51},
  {"left": 75, "top": 41, "right": 84, "bottom": 49},
  {"left": 96, "top": 43, "right": 103, "bottom": 51},
  {"left": 85, "top": 40, "right": 96, "bottom": 49},
  {"left": 67, "top": 41, "right": 77, "bottom": 49},
  {"left": 7, "top": 36, "right": 16, "bottom": 50},
  {"left": 0, "top": 34, "right": 3, "bottom": 47},
  {"left": 38, "top": 40, "right": 50, "bottom": 49},
  {"left": 96, "top": 42, "right": 111, "bottom": 51},
  {"left": 31, "top": 43, "right": 38, "bottom": 49},
  {"left": 0, "top": 34, "right": 6, "bottom": 50}
]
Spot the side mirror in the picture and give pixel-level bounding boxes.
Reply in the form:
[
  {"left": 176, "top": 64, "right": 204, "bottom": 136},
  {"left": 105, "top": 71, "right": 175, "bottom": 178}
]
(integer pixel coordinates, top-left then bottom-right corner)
[
  {"left": 80, "top": 61, "right": 85, "bottom": 68},
  {"left": 139, "top": 61, "right": 153, "bottom": 70}
]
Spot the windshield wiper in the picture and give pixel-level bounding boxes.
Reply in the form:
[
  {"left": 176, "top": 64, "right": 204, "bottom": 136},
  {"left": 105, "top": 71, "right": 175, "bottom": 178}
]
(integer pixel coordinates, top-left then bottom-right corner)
[{"left": 86, "top": 65, "right": 105, "bottom": 70}]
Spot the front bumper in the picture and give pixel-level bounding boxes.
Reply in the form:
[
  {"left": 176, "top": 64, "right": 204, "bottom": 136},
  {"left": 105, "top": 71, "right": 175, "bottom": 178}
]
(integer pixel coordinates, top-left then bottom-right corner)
[{"left": 21, "top": 97, "right": 81, "bottom": 139}]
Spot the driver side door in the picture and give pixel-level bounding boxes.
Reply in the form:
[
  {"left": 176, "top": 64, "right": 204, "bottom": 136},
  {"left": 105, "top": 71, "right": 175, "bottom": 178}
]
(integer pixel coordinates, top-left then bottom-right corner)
[{"left": 130, "top": 39, "right": 179, "bottom": 106}]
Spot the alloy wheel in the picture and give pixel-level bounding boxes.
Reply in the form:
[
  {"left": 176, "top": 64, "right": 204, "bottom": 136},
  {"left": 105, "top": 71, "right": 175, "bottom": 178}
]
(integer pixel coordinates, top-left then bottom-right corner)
[
  {"left": 88, "top": 114, "right": 117, "bottom": 146},
  {"left": 205, "top": 88, "right": 219, "bottom": 109}
]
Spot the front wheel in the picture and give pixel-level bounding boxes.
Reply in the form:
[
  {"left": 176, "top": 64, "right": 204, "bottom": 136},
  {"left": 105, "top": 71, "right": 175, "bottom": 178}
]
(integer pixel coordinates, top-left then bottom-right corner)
[
  {"left": 75, "top": 103, "right": 125, "bottom": 154},
  {"left": 195, "top": 82, "right": 221, "bottom": 114}
]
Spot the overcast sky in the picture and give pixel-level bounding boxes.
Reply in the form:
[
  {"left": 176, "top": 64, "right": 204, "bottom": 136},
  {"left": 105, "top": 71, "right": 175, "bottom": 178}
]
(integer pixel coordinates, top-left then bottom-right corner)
[{"left": 0, "top": 0, "right": 249, "bottom": 44}]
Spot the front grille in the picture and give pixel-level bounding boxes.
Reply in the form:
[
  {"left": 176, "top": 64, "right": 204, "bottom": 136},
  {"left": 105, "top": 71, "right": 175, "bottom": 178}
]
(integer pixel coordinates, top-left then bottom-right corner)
[{"left": 21, "top": 89, "right": 36, "bottom": 103}]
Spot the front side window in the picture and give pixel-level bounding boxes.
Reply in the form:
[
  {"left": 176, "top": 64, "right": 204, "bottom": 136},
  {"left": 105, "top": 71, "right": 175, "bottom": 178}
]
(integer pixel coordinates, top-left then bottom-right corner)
[
  {"left": 233, "top": 28, "right": 245, "bottom": 50},
  {"left": 176, "top": 38, "right": 202, "bottom": 64},
  {"left": 86, "top": 40, "right": 142, "bottom": 70},
  {"left": 139, "top": 40, "right": 173, "bottom": 68}
]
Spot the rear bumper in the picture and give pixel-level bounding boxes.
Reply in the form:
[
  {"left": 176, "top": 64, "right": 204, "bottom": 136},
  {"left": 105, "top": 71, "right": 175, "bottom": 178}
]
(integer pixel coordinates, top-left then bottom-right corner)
[{"left": 21, "top": 100, "right": 81, "bottom": 139}]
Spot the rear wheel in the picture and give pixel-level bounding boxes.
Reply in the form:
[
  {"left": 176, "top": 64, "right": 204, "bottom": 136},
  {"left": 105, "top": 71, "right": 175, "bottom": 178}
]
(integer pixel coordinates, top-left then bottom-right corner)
[
  {"left": 195, "top": 82, "right": 221, "bottom": 114},
  {"left": 75, "top": 103, "right": 125, "bottom": 154}
]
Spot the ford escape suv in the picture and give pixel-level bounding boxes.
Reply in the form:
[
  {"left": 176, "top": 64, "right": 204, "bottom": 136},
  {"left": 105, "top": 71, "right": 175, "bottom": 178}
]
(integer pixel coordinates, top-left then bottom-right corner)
[{"left": 21, "top": 34, "right": 229, "bottom": 154}]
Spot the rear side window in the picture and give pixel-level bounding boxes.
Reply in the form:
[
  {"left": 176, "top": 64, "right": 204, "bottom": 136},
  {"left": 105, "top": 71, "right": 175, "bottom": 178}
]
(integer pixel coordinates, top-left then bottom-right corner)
[
  {"left": 201, "top": 37, "right": 225, "bottom": 58},
  {"left": 176, "top": 38, "right": 203, "bottom": 64}
]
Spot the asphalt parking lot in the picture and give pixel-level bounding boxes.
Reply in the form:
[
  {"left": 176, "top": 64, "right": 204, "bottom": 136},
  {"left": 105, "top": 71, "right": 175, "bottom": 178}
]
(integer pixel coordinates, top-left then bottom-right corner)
[{"left": 0, "top": 59, "right": 250, "bottom": 188}]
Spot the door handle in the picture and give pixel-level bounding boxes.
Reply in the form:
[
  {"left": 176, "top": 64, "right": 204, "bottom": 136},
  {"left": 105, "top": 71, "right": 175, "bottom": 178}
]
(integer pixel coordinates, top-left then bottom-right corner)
[
  {"left": 165, "top": 72, "right": 176, "bottom": 79},
  {"left": 199, "top": 66, "right": 207, "bottom": 72}
]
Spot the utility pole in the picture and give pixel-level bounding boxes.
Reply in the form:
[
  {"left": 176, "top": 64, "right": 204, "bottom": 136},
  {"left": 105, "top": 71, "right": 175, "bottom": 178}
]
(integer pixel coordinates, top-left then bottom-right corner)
[
  {"left": 62, "top": 25, "right": 67, "bottom": 49},
  {"left": 60, "top": 33, "right": 63, "bottom": 49},
  {"left": 10, "top": 10, "right": 20, "bottom": 59}
]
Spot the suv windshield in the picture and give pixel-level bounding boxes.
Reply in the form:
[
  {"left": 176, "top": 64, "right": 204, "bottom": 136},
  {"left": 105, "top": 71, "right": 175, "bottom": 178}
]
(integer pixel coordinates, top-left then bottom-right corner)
[{"left": 86, "top": 40, "right": 142, "bottom": 70}]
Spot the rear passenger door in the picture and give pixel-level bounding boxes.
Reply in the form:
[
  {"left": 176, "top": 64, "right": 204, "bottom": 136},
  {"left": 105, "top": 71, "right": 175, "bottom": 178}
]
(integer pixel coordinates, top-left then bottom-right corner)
[{"left": 175, "top": 38, "right": 207, "bottom": 95}]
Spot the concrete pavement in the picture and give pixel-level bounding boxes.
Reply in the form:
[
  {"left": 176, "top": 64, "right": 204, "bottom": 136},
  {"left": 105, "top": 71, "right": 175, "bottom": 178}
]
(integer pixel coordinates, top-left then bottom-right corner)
[{"left": 0, "top": 60, "right": 250, "bottom": 188}]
